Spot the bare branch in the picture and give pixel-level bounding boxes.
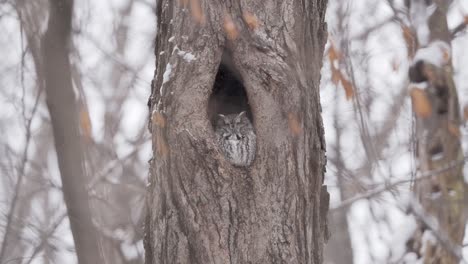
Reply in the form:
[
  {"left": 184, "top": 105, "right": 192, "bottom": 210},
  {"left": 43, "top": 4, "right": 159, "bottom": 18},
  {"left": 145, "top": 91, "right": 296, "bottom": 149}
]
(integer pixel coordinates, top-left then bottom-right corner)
[
  {"left": 331, "top": 157, "right": 466, "bottom": 211},
  {"left": 0, "top": 87, "right": 42, "bottom": 264},
  {"left": 407, "top": 199, "right": 466, "bottom": 263}
]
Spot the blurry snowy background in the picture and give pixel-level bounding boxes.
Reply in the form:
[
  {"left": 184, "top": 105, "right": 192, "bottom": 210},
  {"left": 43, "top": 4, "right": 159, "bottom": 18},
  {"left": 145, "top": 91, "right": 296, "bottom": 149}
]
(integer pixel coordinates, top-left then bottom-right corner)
[
  {"left": 0, "top": 0, "right": 154, "bottom": 263},
  {"left": 0, "top": 0, "right": 467, "bottom": 263},
  {"left": 322, "top": 0, "right": 468, "bottom": 263}
]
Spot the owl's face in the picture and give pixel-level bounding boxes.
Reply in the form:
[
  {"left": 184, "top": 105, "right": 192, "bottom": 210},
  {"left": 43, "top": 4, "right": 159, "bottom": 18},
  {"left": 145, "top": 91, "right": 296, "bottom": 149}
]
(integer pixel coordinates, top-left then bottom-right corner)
[{"left": 216, "top": 111, "right": 250, "bottom": 141}]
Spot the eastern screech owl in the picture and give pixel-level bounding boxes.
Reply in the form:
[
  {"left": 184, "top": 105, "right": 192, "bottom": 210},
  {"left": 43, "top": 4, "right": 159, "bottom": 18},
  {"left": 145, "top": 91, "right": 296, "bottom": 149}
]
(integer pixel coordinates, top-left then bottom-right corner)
[{"left": 215, "top": 111, "right": 256, "bottom": 167}]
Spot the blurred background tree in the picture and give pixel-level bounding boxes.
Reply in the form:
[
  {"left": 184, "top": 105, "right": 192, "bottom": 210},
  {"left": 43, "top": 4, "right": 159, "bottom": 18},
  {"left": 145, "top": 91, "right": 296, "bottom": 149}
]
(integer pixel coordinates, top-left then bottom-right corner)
[{"left": 0, "top": 0, "right": 154, "bottom": 263}]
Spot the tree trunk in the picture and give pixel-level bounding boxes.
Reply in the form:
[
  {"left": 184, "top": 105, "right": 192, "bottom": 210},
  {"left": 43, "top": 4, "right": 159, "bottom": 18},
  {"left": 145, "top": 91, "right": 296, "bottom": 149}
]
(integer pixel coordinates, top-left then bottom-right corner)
[
  {"left": 42, "top": 1, "right": 103, "bottom": 263},
  {"left": 145, "top": 0, "right": 329, "bottom": 263},
  {"left": 406, "top": 1, "right": 467, "bottom": 263}
]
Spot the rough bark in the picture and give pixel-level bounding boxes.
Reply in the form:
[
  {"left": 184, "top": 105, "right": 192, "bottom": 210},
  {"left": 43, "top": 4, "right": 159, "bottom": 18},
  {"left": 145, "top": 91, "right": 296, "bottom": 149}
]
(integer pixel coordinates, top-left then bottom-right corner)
[
  {"left": 42, "top": 0, "right": 103, "bottom": 263},
  {"left": 407, "top": 1, "right": 467, "bottom": 263},
  {"left": 145, "top": 0, "right": 329, "bottom": 263}
]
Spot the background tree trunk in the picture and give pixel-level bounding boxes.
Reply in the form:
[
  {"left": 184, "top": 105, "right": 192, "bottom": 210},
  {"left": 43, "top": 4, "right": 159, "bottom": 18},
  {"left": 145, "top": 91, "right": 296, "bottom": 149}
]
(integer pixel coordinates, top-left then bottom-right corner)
[
  {"left": 145, "top": 0, "right": 329, "bottom": 263},
  {"left": 40, "top": 0, "right": 104, "bottom": 263},
  {"left": 406, "top": 1, "right": 467, "bottom": 263}
]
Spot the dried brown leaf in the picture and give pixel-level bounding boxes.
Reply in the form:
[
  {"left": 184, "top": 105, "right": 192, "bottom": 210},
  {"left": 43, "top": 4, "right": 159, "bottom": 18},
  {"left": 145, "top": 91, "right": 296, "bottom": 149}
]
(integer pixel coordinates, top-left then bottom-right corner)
[
  {"left": 79, "top": 107, "right": 92, "bottom": 141},
  {"left": 156, "top": 133, "right": 169, "bottom": 156},
  {"left": 448, "top": 122, "right": 461, "bottom": 138},
  {"left": 340, "top": 75, "right": 354, "bottom": 100},
  {"left": 402, "top": 25, "right": 416, "bottom": 58},
  {"left": 330, "top": 66, "right": 353, "bottom": 100},
  {"left": 442, "top": 48, "right": 450, "bottom": 64},
  {"left": 328, "top": 41, "right": 341, "bottom": 62},
  {"left": 410, "top": 88, "right": 432, "bottom": 118},
  {"left": 328, "top": 39, "right": 351, "bottom": 98},
  {"left": 152, "top": 111, "right": 166, "bottom": 128},
  {"left": 190, "top": 0, "right": 205, "bottom": 24},
  {"left": 224, "top": 14, "right": 239, "bottom": 40},
  {"left": 177, "top": 0, "right": 189, "bottom": 7},
  {"left": 243, "top": 11, "right": 259, "bottom": 30},
  {"left": 288, "top": 113, "right": 302, "bottom": 136},
  {"left": 331, "top": 66, "right": 340, "bottom": 85}
]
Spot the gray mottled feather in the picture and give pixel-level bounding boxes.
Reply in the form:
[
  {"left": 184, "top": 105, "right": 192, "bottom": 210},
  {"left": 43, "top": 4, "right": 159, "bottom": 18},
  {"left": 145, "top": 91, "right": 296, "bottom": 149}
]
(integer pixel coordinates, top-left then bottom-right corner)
[{"left": 215, "top": 112, "right": 256, "bottom": 167}]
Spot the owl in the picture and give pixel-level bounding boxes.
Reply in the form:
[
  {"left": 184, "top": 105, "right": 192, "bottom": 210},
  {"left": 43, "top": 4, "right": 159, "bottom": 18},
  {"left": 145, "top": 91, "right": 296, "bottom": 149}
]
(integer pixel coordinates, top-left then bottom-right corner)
[{"left": 215, "top": 111, "right": 256, "bottom": 167}]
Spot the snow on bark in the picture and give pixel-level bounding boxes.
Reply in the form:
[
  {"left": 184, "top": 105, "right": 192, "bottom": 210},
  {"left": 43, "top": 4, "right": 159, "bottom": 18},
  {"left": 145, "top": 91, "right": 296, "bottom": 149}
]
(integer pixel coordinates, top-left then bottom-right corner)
[
  {"left": 409, "top": 0, "right": 436, "bottom": 46},
  {"left": 413, "top": 40, "right": 451, "bottom": 67}
]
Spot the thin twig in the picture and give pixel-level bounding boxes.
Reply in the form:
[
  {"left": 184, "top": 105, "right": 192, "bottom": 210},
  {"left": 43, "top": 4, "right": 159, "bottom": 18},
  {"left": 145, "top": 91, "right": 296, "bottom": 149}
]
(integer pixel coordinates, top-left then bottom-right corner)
[
  {"left": 24, "top": 212, "right": 68, "bottom": 264},
  {"left": 407, "top": 199, "right": 466, "bottom": 263},
  {"left": 0, "top": 87, "right": 42, "bottom": 263},
  {"left": 331, "top": 158, "right": 466, "bottom": 211},
  {"left": 451, "top": 21, "right": 467, "bottom": 38}
]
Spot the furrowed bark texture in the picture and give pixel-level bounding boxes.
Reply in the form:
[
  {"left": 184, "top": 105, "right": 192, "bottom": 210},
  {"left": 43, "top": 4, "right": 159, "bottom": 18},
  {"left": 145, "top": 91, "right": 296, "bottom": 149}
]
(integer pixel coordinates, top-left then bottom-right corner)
[
  {"left": 42, "top": 0, "right": 103, "bottom": 263},
  {"left": 407, "top": 1, "right": 467, "bottom": 263},
  {"left": 146, "top": 1, "right": 329, "bottom": 263}
]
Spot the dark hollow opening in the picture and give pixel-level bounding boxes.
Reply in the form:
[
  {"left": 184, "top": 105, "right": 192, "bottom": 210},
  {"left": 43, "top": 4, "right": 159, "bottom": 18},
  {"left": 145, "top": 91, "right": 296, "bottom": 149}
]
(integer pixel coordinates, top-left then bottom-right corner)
[{"left": 208, "top": 56, "right": 253, "bottom": 127}]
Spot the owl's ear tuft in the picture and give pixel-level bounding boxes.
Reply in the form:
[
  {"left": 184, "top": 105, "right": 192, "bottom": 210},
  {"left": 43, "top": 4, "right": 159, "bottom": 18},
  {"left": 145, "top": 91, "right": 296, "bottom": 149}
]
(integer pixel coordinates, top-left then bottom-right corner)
[
  {"left": 217, "top": 114, "right": 228, "bottom": 126},
  {"left": 234, "top": 111, "right": 246, "bottom": 122}
]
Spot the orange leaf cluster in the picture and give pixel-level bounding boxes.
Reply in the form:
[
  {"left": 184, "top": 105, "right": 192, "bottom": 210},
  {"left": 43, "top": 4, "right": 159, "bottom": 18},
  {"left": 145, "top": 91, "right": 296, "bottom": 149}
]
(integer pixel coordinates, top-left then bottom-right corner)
[
  {"left": 410, "top": 88, "right": 432, "bottom": 118},
  {"left": 328, "top": 41, "right": 353, "bottom": 100},
  {"left": 288, "top": 113, "right": 302, "bottom": 136},
  {"left": 224, "top": 13, "right": 239, "bottom": 40}
]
